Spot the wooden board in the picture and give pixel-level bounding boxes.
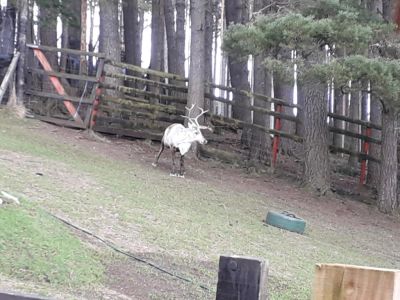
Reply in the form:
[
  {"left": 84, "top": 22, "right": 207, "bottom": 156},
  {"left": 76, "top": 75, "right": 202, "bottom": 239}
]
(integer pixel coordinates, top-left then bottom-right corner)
[
  {"left": 0, "top": 292, "right": 48, "bottom": 300},
  {"left": 216, "top": 255, "right": 268, "bottom": 300},
  {"left": 312, "top": 264, "right": 400, "bottom": 300}
]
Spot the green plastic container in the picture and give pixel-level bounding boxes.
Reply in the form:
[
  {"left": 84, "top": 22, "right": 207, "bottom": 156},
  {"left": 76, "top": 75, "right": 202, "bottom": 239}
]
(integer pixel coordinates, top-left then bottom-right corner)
[{"left": 265, "top": 211, "right": 306, "bottom": 234}]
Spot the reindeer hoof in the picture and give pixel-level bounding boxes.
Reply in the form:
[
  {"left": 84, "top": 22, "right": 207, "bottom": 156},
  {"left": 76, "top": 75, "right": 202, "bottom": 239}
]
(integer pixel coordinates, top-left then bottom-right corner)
[
  {"left": 169, "top": 173, "right": 177, "bottom": 177},
  {"left": 177, "top": 174, "right": 185, "bottom": 178},
  {"left": 152, "top": 163, "right": 157, "bottom": 167}
]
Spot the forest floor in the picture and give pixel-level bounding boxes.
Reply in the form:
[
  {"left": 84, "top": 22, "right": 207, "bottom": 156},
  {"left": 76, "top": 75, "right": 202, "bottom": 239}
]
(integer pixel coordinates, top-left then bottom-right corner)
[{"left": 1, "top": 109, "right": 400, "bottom": 300}]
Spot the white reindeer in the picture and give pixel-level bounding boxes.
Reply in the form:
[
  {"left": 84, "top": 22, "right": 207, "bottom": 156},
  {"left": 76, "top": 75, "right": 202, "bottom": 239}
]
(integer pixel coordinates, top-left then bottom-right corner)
[{"left": 152, "top": 105, "right": 212, "bottom": 177}]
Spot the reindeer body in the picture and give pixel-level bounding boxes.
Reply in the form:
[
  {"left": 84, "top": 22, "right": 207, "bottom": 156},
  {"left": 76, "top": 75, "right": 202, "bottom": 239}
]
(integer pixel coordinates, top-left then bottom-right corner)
[{"left": 152, "top": 106, "right": 211, "bottom": 177}]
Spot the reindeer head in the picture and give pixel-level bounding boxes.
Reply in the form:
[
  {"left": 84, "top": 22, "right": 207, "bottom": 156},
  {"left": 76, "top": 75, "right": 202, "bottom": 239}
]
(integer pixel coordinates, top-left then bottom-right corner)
[{"left": 182, "top": 104, "right": 213, "bottom": 145}]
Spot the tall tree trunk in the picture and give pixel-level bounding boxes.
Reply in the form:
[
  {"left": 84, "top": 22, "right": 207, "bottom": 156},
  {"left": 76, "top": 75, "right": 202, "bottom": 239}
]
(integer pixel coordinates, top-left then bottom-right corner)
[
  {"left": 150, "top": 0, "right": 165, "bottom": 103},
  {"left": 67, "top": 0, "right": 82, "bottom": 49},
  {"left": 176, "top": 0, "right": 186, "bottom": 77},
  {"left": 16, "top": 0, "right": 28, "bottom": 105},
  {"left": 38, "top": 2, "right": 58, "bottom": 67},
  {"left": 80, "top": 0, "right": 88, "bottom": 75},
  {"left": 348, "top": 88, "right": 361, "bottom": 170},
  {"left": 367, "top": 99, "right": 382, "bottom": 187},
  {"left": 99, "top": 0, "right": 122, "bottom": 96},
  {"left": 164, "top": 0, "right": 178, "bottom": 74},
  {"left": 187, "top": 0, "right": 206, "bottom": 120},
  {"left": 378, "top": 108, "right": 398, "bottom": 213},
  {"left": 248, "top": 0, "right": 272, "bottom": 165},
  {"left": 302, "top": 82, "right": 331, "bottom": 195},
  {"left": 367, "top": 0, "right": 383, "bottom": 187},
  {"left": 225, "top": 0, "right": 251, "bottom": 144},
  {"left": 150, "top": 0, "right": 165, "bottom": 71},
  {"left": 333, "top": 89, "right": 345, "bottom": 148},
  {"left": 123, "top": 0, "right": 139, "bottom": 66},
  {"left": 136, "top": 8, "right": 144, "bottom": 67}
]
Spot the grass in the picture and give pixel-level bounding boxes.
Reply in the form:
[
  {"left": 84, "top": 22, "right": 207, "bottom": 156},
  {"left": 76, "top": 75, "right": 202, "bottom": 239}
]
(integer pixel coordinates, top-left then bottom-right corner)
[
  {"left": 0, "top": 200, "right": 104, "bottom": 287},
  {"left": 0, "top": 111, "right": 400, "bottom": 299}
]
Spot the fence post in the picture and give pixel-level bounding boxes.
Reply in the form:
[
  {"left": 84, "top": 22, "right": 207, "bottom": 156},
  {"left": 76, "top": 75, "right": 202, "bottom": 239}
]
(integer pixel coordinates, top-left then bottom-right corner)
[
  {"left": 88, "top": 58, "right": 105, "bottom": 129},
  {"left": 359, "top": 126, "right": 371, "bottom": 185},
  {"left": 272, "top": 104, "right": 282, "bottom": 167}
]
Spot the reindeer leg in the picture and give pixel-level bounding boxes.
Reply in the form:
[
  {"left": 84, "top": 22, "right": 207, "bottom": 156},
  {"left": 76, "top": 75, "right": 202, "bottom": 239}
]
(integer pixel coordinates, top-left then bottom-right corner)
[
  {"left": 178, "top": 154, "right": 185, "bottom": 178},
  {"left": 170, "top": 148, "right": 177, "bottom": 176},
  {"left": 152, "top": 142, "right": 165, "bottom": 167}
]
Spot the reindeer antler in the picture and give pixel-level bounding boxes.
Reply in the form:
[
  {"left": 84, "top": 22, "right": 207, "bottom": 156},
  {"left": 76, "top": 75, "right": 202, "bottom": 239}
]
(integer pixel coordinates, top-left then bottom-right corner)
[{"left": 193, "top": 107, "right": 209, "bottom": 128}]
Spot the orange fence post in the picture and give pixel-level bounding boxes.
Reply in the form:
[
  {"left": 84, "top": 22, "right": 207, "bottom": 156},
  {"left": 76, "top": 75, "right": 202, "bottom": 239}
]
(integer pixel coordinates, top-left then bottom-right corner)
[
  {"left": 272, "top": 104, "right": 282, "bottom": 167},
  {"left": 359, "top": 126, "right": 372, "bottom": 185}
]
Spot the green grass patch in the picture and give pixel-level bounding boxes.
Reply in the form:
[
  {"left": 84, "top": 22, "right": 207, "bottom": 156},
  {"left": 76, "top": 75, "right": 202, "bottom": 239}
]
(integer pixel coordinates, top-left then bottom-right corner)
[{"left": 0, "top": 201, "right": 104, "bottom": 287}]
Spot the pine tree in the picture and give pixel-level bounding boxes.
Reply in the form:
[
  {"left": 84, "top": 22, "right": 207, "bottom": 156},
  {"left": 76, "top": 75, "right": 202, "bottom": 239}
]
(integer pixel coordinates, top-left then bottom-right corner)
[{"left": 223, "top": 0, "right": 398, "bottom": 203}]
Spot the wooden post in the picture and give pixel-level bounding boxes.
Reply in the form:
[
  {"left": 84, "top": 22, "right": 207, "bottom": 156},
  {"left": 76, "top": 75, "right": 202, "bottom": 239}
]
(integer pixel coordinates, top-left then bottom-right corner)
[
  {"left": 216, "top": 255, "right": 268, "bottom": 300},
  {"left": 359, "top": 126, "right": 371, "bottom": 185},
  {"left": 89, "top": 58, "right": 105, "bottom": 129},
  {"left": 0, "top": 52, "right": 20, "bottom": 104},
  {"left": 272, "top": 104, "right": 282, "bottom": 167},
  {"left": 312, "top": 264, "right": 400, "bottom": 300}
]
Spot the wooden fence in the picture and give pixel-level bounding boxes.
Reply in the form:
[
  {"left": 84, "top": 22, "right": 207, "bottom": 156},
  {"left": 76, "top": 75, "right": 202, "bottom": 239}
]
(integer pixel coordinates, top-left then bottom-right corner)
[{"left": 23, "top": 45, "right": 381, "bottom": 185}]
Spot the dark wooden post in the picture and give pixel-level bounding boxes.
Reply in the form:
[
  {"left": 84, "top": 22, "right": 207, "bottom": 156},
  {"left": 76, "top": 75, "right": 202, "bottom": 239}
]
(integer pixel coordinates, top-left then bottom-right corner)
[
  {"left": 272, "top": 104, "right": 282, "bottom": 168},
  {"left": 216, "top": 255, "right": 268, "bottom": 300},
  {"left": 359, "top": 126, "right": 371, "bottom": 185}
]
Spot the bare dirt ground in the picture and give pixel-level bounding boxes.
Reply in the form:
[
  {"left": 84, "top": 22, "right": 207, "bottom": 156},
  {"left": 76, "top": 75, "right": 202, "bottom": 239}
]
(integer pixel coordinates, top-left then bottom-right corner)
[{"left": 2, "top": 119, "right": 400, "bottom": 299}]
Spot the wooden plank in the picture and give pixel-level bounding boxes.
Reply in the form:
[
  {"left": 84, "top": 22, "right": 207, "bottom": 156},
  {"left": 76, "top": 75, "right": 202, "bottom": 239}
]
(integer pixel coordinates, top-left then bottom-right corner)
[
  {"left": 108, "top": 61, "right": 188, "bottom": 82},
  {"left": 25, "top": 90, "right": 93, "bottom": 104},
  {"left": 328, "top": 112, "right": 381, "bottom": 130},
  {"left": 216, "top": 255, "right": 268, "bottom": 300},
  {"left": 101, "top": 95, "right": 185, "bottom": 115},
  {"left": 27, "top": 44, "right": 105, "bottom": 58},
  {"left": 33, "top": 49, "right": 84, "bottom": 125},
  {"left": 104, "top": 71, "right": 189, "bottom": 92},
  {"left": 206, "top": 93, "right": 299, "bottom": 123},
  {"left": 0, "top": 52, "right": 20, "bottom": 104},
  {"left": 0, "top": 292, "right": 48, "bottom": 300},
  {"left": 208, "top": 82, "right": 299, "bottom": 108},
  {"left": 312, "top": 264, "right": 400, "bottom": 300},
  {"left": 329, "top": 126, "right": 381, "bottom": 145},
  {"left": 93, "top": 125, "right": 163, "bottom": 140},
  {"left": 35, "top": 115, "right": 86, "bottom": 129},
  {"left": 101, "top": 83, "right": 188, "bottom": 104},
  {"left": 329, "top": 145, "right": 380, "bottom": 163},
  {"left": 27, "top": 68, "right": 98, "bottom": 82},
  {"left": 210, "top": 115, "right": 304, "bottom": 143}
]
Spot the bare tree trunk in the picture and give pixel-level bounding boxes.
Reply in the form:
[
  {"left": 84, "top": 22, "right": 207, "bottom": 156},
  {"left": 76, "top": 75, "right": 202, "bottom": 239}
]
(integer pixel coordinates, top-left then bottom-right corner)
[
  {"left": 367, "top": 99, "right": 382, "bottom": 187},
  {"left": 333, "top": 89, "right": 345, "bottom": 148},
  {"left": 348, "top": 88, "right": 361, "bottom": 170},
  {"left": 378, "top": 108, "right": 398, "bottom": 213},
  {"left": 99, "top": 0, "right": 122, "bottom": 96},
  {"left": 150, "top": 0, "right": 165, "bottom": 72},
  {"left": 302, "top": 82, "right": 331, "bottom": 195},
  {"left": 16, "top": 0, "right": 28, "bottom": 105},
  {"left": 38, "top": 2, "right": 58, "bottom": 67},
  {"left": 187, "top": 0, "right": 206, "bottom": 119},
  {"left": 248, "top": 0, "right": 273, "bottom": 166},
  {"left": 80, "top": 0, "right": 88, "bottom": 75},
  {"left": 225, "top": 0, "right": 251, "bottom": 144},
  {"left": 164, "top": 0, "right": 178, "bottom": 74},
  {"left": 123, "top": 0, "right": 139, "bottom": 66},
  {"left": 176, "top": 0, "right": 186, "bottom": 77}
]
